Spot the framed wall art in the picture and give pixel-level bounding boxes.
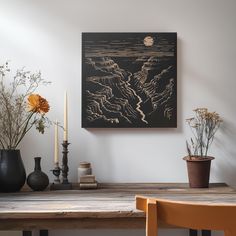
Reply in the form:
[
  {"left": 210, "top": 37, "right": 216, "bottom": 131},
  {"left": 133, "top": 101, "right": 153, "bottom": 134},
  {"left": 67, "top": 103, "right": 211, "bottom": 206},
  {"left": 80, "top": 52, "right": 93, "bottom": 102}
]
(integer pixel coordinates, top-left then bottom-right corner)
[{"left": 82, "top": 32, "right": 177, "bottom": 128}]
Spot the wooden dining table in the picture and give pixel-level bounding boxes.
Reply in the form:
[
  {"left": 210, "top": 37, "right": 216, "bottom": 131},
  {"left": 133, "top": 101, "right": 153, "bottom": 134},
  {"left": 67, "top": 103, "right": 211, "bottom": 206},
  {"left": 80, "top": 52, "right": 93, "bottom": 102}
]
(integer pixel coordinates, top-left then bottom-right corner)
[{"left": 0, "top": 183, "right": 235, "bottom": 236}]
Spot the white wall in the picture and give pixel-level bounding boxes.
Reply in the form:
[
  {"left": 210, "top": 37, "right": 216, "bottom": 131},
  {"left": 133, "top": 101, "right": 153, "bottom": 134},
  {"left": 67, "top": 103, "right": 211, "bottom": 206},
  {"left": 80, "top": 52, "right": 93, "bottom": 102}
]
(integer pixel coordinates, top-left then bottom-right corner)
[{"left": 0, "top": 0, "right": 236, "bottom": 235}]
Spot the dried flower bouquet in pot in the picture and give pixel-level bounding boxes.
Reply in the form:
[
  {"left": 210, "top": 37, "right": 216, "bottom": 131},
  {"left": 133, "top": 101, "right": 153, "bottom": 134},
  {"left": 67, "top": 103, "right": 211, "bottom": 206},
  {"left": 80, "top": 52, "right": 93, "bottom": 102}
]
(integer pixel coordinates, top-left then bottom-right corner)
[
  {"left": 183, "top": 108, "right": 223, "bottom": 188},
  {"left": 0, "top": 61, "right": 50, "bottom": 192}
]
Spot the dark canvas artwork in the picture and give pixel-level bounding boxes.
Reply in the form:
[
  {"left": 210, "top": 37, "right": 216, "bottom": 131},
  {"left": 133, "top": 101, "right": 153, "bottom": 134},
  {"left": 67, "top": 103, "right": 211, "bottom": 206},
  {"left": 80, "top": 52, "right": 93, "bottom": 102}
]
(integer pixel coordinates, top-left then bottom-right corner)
[{"left": 82, "top": 33, "right": 177, "bottom": 128}]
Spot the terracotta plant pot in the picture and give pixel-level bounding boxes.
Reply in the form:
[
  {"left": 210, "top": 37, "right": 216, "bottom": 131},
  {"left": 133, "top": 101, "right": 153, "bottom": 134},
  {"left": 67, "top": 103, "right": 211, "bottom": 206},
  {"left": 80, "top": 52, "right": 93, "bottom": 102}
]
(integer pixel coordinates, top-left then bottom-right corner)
[{"left": 183, "top": 156, "right": 215, "bottom": 188}]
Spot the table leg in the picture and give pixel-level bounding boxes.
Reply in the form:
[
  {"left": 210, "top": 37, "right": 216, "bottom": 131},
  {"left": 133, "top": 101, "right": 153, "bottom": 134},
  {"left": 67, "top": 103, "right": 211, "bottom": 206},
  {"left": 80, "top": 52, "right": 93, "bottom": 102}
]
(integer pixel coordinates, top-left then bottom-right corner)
[
  {"left": 40, "top": 230, "right": 49, "bottom": 236},
  {"left": 189, "top": 229, "right": 198, "bottom": 236},
  {"left": 202, "top": 230, "right": 211, "bottom": 236},
  {"left": 22, "top": 231, "right": 32, "bottom": 236}
]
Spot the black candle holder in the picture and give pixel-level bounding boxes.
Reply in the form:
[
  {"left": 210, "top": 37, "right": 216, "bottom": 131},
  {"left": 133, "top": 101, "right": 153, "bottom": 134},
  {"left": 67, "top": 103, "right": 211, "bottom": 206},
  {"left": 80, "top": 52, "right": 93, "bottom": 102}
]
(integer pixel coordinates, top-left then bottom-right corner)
[
  {"left": 50, "top": 141, "right": 72, "bottom": 190},
  {"left": 51, "top": 163, "right": 61, "bottom": 184},
  {"left": 61, "top": 141, "right": 70, "bottom": 184}
]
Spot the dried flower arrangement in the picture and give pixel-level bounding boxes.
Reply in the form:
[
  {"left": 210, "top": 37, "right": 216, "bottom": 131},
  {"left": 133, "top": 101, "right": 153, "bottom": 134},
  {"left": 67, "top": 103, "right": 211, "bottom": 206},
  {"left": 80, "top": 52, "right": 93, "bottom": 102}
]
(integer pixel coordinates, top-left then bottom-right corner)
[
  {"left": 186, "top": 108, "right": 222, "bottom": 157},
  {"left": 0, "top": 62, "right": 50, "bottom": 150}
]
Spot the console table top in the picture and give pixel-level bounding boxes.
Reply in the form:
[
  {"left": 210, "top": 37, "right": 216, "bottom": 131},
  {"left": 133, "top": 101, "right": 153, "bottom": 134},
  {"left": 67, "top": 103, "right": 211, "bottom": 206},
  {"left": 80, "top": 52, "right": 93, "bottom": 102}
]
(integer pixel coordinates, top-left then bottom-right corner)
[{"left": 0, "top": 183, "right": 235, "bottom": 230}]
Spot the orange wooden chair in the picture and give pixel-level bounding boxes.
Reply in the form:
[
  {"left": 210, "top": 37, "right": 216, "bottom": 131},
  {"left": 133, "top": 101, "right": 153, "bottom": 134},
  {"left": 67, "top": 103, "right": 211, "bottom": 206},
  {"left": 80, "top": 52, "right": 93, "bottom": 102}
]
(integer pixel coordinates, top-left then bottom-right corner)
[{"left": 136, "top": 195, "right": 236, "bottom": 236}]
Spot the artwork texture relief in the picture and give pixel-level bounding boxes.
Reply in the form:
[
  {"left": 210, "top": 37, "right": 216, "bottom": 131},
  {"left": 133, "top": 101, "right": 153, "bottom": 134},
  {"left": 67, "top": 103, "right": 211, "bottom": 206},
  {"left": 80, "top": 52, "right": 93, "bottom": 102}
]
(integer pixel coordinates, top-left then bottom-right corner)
[{"left": 82, "top": 33, "right": 177, "bottom": 128}]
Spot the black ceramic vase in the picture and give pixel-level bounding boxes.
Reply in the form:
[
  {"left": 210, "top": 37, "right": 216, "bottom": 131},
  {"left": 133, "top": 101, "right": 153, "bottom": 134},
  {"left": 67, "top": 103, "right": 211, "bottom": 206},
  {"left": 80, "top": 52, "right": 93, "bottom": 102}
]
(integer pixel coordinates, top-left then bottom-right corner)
[
  {"left": 0, "top": 149, "right": 26, "bottom": 192},
  {"left": 27, "top": 157, "right": 49, "bottom": 191}
]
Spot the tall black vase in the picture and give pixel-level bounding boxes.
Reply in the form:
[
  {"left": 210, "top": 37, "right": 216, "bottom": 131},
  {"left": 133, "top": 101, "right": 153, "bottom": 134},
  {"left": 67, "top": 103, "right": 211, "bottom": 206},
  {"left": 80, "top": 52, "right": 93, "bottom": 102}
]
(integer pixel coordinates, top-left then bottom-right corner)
[
  {"left": 27, "top": 157, "right": 49, "bottom": 191},
  {"left": 0, "top": 149, "right": 26, "bottom": 192}
]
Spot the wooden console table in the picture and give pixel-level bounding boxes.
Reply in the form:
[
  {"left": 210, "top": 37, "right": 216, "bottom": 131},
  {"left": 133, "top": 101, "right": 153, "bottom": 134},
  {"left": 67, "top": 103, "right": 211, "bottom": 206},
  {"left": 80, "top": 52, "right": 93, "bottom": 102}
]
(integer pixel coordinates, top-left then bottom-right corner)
[{"left": 0, "top": 183, "right": 235, "bottom": 236}]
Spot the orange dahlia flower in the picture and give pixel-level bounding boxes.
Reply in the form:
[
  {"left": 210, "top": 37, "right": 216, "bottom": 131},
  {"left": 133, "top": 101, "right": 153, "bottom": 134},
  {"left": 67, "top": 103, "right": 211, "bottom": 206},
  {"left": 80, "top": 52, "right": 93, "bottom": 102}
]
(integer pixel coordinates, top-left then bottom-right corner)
[{"left": 28, "top": 94, "right": 50, "bottom": 114}]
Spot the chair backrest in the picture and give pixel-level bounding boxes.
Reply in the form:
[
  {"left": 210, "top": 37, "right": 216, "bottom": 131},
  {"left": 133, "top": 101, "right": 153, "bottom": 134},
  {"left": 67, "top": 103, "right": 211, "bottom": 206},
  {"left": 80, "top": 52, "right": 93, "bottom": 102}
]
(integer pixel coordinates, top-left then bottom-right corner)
[{"left": 136, "top": 195, "right": 236, "bottom": 236}]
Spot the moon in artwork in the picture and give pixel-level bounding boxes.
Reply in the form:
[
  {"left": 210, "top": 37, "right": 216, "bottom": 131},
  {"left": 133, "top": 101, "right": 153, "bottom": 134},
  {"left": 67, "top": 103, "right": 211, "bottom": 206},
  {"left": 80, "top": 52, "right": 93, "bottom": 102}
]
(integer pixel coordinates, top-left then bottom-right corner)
[{"left": 143, "top": 36, "right": 154, "bottom": 46}]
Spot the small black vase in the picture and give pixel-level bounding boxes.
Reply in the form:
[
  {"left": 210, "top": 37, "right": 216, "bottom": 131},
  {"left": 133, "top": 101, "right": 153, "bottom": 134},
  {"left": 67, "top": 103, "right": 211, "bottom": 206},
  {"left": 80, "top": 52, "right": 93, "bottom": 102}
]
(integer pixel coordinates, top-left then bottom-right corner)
[
  {"left": 27, "top": 157, "right": 49, "bottom": 191},
  {"left": 0, "top": 149, "right": 26, "bottom": 192}
]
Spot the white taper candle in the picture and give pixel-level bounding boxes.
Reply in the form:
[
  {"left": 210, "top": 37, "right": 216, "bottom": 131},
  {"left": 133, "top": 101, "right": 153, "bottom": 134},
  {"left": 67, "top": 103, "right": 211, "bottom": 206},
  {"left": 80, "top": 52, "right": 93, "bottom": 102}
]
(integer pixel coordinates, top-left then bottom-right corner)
[
  {"left": 54, "top": 120, "right": 59, "bottom": 164},
  {"left": 63, "top": 91, "right": 68, "bottom": 141}
]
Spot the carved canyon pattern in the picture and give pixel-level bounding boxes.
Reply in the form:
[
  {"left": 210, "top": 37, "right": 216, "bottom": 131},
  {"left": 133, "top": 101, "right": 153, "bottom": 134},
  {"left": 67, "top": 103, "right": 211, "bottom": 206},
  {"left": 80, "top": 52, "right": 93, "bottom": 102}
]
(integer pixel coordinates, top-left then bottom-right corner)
[{"left": 82, "top": 33, "right": 177, "bottom": 128}]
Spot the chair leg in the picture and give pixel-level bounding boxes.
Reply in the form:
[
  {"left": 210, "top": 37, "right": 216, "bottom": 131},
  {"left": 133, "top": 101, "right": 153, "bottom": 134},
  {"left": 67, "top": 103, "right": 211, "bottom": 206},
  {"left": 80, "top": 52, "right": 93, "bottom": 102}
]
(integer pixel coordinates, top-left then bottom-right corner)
[
  {"left": 22, "top": 231, "right": 32, "bottom": 236},
  {"left": 40, "top": 230, "right": 49, "bottom": 236},
  {"left": 202, "top": 230, "right": 211, "bottom": 236},
  {"left": 146, "top": 199, "right": 158, "bottom": 236},
  {"left": 189, "top": 229, "right": 198, "bottom": 236}
]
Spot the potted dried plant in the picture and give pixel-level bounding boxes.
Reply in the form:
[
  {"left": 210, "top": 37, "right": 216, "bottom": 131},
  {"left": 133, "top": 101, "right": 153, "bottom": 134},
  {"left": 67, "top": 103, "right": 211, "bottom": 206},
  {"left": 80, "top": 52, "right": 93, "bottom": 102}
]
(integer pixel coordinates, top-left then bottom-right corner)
[
  {"left": 0, "top": 62, "right": 50, "bottom": 192},
  {"left": 183, "top": 108, "right": 222, "bottom": 188}
]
